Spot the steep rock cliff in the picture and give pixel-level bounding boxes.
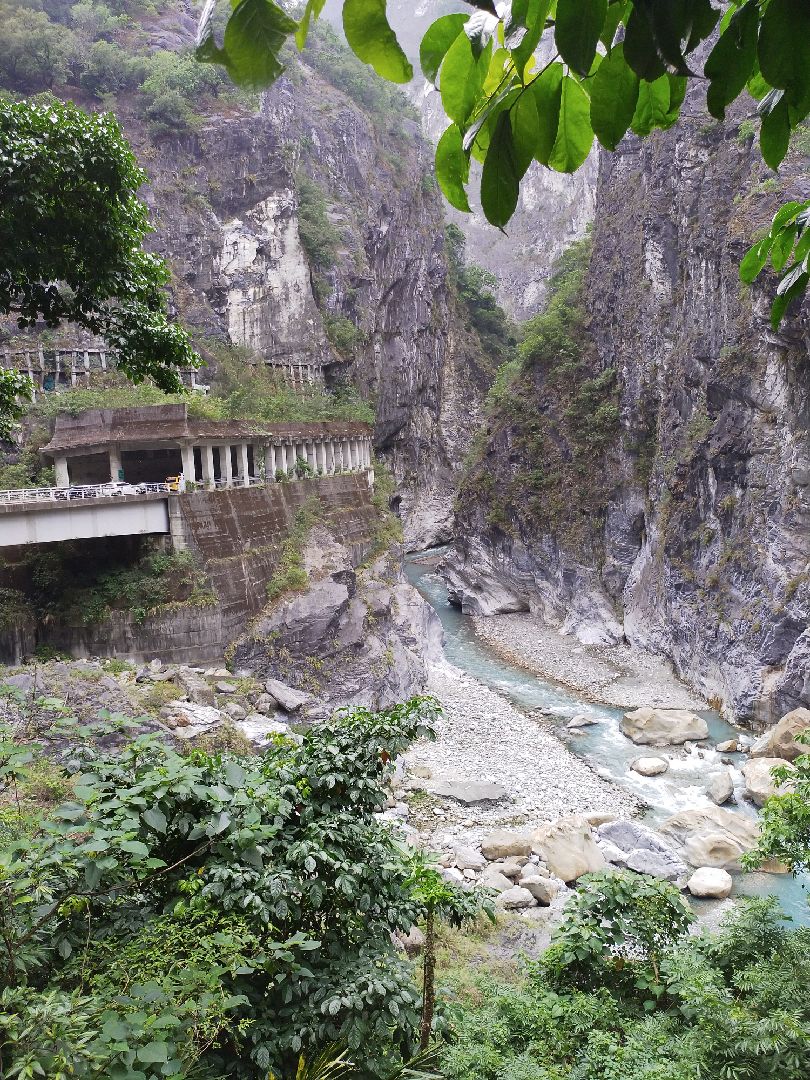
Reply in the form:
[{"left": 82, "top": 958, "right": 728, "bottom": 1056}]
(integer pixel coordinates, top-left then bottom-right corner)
[{"left": 449, "top": 92, "right": 810, "bottom": 725}]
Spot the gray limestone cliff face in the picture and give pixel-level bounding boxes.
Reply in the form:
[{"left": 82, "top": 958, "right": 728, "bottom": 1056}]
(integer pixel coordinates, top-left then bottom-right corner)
[{"left": 448, "top": 92, "right": 810, "bottom": 725}]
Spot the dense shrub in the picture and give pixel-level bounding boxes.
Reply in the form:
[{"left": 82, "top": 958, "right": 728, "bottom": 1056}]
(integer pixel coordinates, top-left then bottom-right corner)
[{"left": 0, "top": 697, "right": 464, "bottom": 1078}]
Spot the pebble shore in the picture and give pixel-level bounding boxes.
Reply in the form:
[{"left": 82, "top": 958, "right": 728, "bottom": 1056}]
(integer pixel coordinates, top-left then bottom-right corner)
[
  {"left": 404, "top": 659, "right": 641, "bottom": 850},
  {"left": 472, "top": 612, "right": 707, "bottom": 710}
]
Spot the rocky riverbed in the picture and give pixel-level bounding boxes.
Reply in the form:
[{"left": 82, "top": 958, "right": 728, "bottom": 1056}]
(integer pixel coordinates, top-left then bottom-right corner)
[{"left": 472, "top": 611, "right": 708, "bottom": 710}]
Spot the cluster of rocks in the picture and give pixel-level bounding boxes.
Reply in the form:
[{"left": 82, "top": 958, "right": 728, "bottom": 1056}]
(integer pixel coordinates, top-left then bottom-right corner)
[
  {"left": 137, "top": 659, "right": 313, "bottom": 744},
  {"left": 416, "top": 806, "right": 770, "bottom": 907}
]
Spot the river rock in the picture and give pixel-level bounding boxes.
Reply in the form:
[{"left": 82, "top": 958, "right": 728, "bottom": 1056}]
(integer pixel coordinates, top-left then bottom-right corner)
[
  {"left": 480, "top": 830, "right": 532, "bottom": 860},
  {"left": 453, "top": 845, "right": 487, "bottom": 871},
  {"left": 479, "top": 869, "right": 514, "bottom": 893},
  {"left": 742, "top": 757, "right": 794, "bottom": 807},
  {"left": 707, "top": 768, "right": 734, "bottom": 805},
  {"left": 620, "top": 707, "right": 709, "bottom": 746},
  {"left": 630, "top": 756, "right": 669, "bottom": 776},
  {"left": 750, "top": 708, "right": 810, "bottom": 761},
  {"left": 264, "top": 678, "right": 315, "bottom": 713},
  {"left": 530, "top": 815, "right": 606, "bottom": 882},
  {"left": 174, "top": 667, "right": 216, "bottom": 706},
  {"left": 492, "top": 856, "right": 527, "bottom": 881},
  {"left": 597, "top": 820, "right": 687, "bottom": 883},
  {"left": 519, "top": 874, "right": 558, "bottom": 905},
  {"left": 687, "top": 867, "right": 733, "bottom": 899},
  {"left": 426, "top": 778, "right": 508, "bottom": 804},
  {"left": 716, "top": 739, "right": 739, "bottom": 753},
  {"left": 216, "top": 681, "right": 236, "bottom": 694},
  {"left": 223, "top": 701, "right": 247, "bottom": 721},
  {"left": 567, "top": 714, "right": 598, "bottom": 730},
  {"left": 398, "top": 925, "right": 425, "bottom": 955},
  {"left": 497, "top": 885, "right": 536, "bottom": 910},
  {"left": 658, "top": 806, "right": 762, "bottom": 870}
]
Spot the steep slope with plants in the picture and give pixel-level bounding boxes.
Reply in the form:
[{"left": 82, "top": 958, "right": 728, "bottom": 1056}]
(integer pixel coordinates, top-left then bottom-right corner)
[
  {"left": 448, "top": 91, "right": 810, "bottom": 726},
  {"left": 0, "top": 0, "right": 500, "bottom": 539}
]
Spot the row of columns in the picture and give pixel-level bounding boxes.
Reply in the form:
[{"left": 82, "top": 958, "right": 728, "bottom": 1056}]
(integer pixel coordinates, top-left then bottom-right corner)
[
  {"left": 2, "top": 350, "right": 206, "bottom": 396},
  {"left": 182, "top": 436, "right": 372, "bottom": 491}
]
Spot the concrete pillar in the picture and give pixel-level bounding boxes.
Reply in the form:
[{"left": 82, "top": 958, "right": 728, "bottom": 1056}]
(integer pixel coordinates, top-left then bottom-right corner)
[
  {"left": 180, "top": 444, "right": 195, "bottom": 486},
  {"left": 238, "top": 443, "right": 250, "bottom": 486},
  {"left": 222, "top": 444, "right": 233, "bottom": 488},
  {"left": 201, "top": 444, "right": 215, "bottom": 490},
  {"left": 109, "top": 446, "right": 123, "bottom": 483},
  {"left": 306, "top": 441, "right": 316, "bottom": 473},
  {"left": 316, "top": 440, "right": 326, "bottom": 474},
  {"left": 342, "top": 439, "right": 350, "bottom": 471},
  {"left": 55, "top": 455, "right": 69, "bottom": 488},
  {"left": 264, "top": 445, "right": 275, "bottom": 481}
]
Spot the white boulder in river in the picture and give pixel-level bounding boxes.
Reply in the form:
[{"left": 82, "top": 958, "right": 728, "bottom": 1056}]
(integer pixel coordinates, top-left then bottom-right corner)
[
  {"left": 742, "top": 758, "right": 794, "bottom": 807},
  {"left": 530, "top": 815, "right": 606, "bottom": 882},
  {"left": 687, "top": 867, "right": 733, "bottom": 899},
  {"left": 620, "top": 707, "right": 709, "bottom": 746},
  {"left": 630, "top": 756, "right": 669, "bottom": 776},
  {"left": 749, "top": 707, "right": 810, "bottom": 761},
  {"left": 658, "top": 805, "right": 782, "bottom": 871},
  {"left": 707, "top": 767, "right": 734, "bottom": 805}
]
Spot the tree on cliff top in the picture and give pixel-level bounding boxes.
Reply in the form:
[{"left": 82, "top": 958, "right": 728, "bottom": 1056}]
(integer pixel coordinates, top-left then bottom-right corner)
[
  {"left": 196, "top": 0, "right": 810, "bottom": 328},
  {"left": 0, "top": 95, "right": 198, "bottom": 433}
]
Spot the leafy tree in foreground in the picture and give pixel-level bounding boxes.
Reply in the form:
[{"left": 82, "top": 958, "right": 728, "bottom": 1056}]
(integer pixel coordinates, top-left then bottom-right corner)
[
  {"left": 744, "top": 731, "right": 810, "bottom": 875},
  {"left": 197, "top": 0, "right": 810, "bottom": 327},
  {"left": 0, "top": 694, "right": 491, "bottom": 1079},
  {"left": 0, "top": 95, "right": 198, "bottom": 424}
]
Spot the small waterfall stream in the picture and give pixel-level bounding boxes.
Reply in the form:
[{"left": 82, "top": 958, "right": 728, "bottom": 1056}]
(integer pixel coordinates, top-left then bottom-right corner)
[{"left": 406, "top": 550, "right": 809, "bottom": 925}]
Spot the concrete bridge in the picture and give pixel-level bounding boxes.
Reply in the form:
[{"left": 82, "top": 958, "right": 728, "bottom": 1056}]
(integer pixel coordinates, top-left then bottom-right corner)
[{"left": 0, "top": 486, "right": 172, "bottom": 547}]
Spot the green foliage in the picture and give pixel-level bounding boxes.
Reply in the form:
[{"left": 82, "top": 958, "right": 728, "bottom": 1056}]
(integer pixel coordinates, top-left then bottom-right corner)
[
  {"left": 0, "top": 95, "right": 198, "bottom": 429},
  {"left": 444, "top": 225, "right": 516, "bottom": 369},
  {"left": 0, "top": 428, "right": 53, "bottom": 489},
  {"left": 441, "top": 893, "right": 810, "bottom": 1080},
  {"left": 459, "top": 235, "right": 619, "bottom": 545},
  {"left": 744, "top": 730, "right": 810, "bottom": 874},
  {"left": 266, "top": 499, "right": 321, "bottom": 603},
  {"left": 0, "top": 696, "right": 454, "bottom": 1077},
  {"left": 741, "top": 199, "right": 810, "bottom": 328},
  {"left": 367, "top": 460, "right": 404, "bottom": 557},
  {"left": 325, "top": 317, "right": 366, "bottom": 358},
  {"left": 199, "top": 0, "right": 810, "bottom": 324},
  {"left": 24, "top": 546, "right": 215, "bottom": 626}
]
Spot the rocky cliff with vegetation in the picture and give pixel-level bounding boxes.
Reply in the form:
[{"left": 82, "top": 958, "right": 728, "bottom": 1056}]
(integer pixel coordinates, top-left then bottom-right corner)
[
  {"left": 0, "top": 0, "right": 504, "bottom": 542},
  {"left": 448, "top": 90, "right": 810, "bottom": 726}
]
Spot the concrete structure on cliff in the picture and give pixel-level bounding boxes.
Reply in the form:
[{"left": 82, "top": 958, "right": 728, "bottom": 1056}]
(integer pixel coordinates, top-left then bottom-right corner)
[
  {"left": 0, "top": 405, "right": 373, "bottom": 548},
  {"left": 41, "top": 404, "right": 372, "bottom": 490}
]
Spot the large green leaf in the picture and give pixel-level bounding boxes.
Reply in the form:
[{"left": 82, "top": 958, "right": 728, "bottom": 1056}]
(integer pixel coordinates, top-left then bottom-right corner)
[
  {"left": 759, "top": 92, "right": 790, "bottom": 170},
  {"left": 555, "top": 0, "right": 607, "bottom": 76},
  {"left": 511, "top": 90, "right": 541, "bottom": 178},
  {"left": 548, "top": 75, "right": 594, "bottom": 173},
  {"left": 623, "top": 3, "right": 666, "bottom": 81},
  {"left": 420, "top": 14, "right": 468, "bottom": 86},
  {"left": 441, "top": 31, "right": 484, "bottom": 125},
  {"left": 295, "top": 0, "right": 326, "bottom": 49},
  {"left": 641, "top": 0, "right": 718, "bottom": 74},
  {"left": 705, "top": 0, "right": 758, "bottom": 120},
  {"left": 601, "top": 0, "right": 631, "bottom": 48},
  {"left": 220, "top": 0, "right": 298, "bottom": 88},
  {"left": 590, "top": 42, "right": 639, "bottom": 151},
  {"left": 630, "top": 75, "right": 671, "bottom": 136},
  {"left": 530, "top": 60, "right": 564, "bottom": 165},
  {"left": 343, "top": 0, "right": 413, "bottom": 84},
  {"left": 507, "top": 0, "right": 552, "bottom": 78},
  {"left": 435, "top": 124, "right": 471, "bottom": 212},
  {"left": 481, "top": 112, "right": 520, "bottom": 227},
  {"left": 758, "top": 0, "right": 810, "bottom": 113}
]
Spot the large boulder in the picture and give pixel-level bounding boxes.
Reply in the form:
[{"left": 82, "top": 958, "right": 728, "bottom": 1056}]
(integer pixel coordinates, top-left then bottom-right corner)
[
  {"left": 750, "top": 708, "right": 810, "bottom": 761},
  {"left": 630, "top": 756, "right": 669, "bottom": 776},
  {"left": 620, "top": 707, "right": 709, "bottom": 746},
  {"left": 497, "top": 885, "right": 536, "bottom": 910},
  {"left": 479, "top": 869, "right": 514, "bottom": 893},
  {"left": 453, "top": 845, "right": 487, "bottom": 872},
  {"left": 597, "top": 820, "right": 687, "bottom": 883},
  {"left": 426, "top": 778, "right": 508, "bottom": 804},
  {"left": 519, "top": 872, "right": 559, "bottom": 905},
  {"left": 530, "top": 815, "right": 606, "bottom": 882},
  {"left": 265, "top": 678, "right": 315, "bottom": 713},
  {"left": 687, "top": 867, "right": 733, "bottom": 899},
  {"left": 658, "top": 806, "right": 763, "bottom": 870},
  {"left": 480, "top": 830, "right": 532, "bottom": 860},
  {"left": 707, "top": 768, "right": 734, "bottom": 805},
  {"left": 174, "top": 667, "right": 216, "bottom": 706},
  {"left": 742, "top": 758, "right": 794, "bottom": 807}
]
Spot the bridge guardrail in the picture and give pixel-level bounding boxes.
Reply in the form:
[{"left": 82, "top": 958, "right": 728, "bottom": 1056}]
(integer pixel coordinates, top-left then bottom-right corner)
[{"left": 0, "top": 482, "right": 170, "bottom": 505}]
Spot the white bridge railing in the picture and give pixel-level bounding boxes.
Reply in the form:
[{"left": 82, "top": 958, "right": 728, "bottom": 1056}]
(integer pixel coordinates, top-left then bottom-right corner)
[{"left": 0, "top": 482, "right": 170, "bottom": 505}]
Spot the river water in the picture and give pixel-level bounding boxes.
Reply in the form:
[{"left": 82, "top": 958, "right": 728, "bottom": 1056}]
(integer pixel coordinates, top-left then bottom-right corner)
[{"left": 405, "top": 551, "right": 809, "bottom": 926}]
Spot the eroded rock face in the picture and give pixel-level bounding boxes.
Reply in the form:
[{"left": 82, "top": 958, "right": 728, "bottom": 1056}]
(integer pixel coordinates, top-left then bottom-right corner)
[
  {"left": 621, "top": 708, "right": 708, "bottom": 746},
  {"left": 445, "top": 69, "right": 809, "bottom": 724},
  {"left": 742, "top": 757, "right": 793, "bottom": 807},
  {"left": 530, "top": 815, "right": 606, "bottom": 882},
  {"left": 750, "top": 707, "right": 810, "bottom": 761},
  {"left": 232, "top": 527, "right": 442, "bottom": 714},
  {"left": 658, "top": 806, "right": 763, "bottom": 870}
]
